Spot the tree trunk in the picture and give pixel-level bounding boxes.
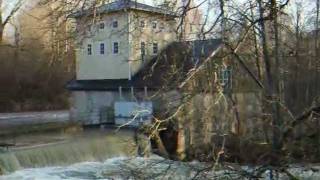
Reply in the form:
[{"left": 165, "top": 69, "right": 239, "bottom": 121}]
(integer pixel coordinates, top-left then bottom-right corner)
[
  {"left": 257, "top": 0, "right": 273, "bottom": 94},
  {"left": 258, "top": 0, "right": 282, "bottom": 152},
  {"left": 294, "top": 4, "right": 301, "bottom": 112},
  {"left": 315, "top": 0, "right": 320, "bottom": 156},
  {"left": 219, "top": 0, "right": 226, "bottom": 42},
  {"left": 315, "top": 0, "right": 320, "bottom": 88},
  {"left": 0, "top": 0, "right": 3, "bottom": 45},
  {"left": 271, "top": 0, "right": 282, "bottom": 151},
  {"left": 257, "top": 6, "right": 271, "bottom": 81},
  {"left": 249, "top": 0, "right": 262, "bottom": 80},
  {"left": 176, "top": 128, "right": 186, "bottom": 160},
  {"left": 0, "top": 25, "right": 3, "bottom": 44},
  {"left": 316, "top": 0, "right": 319, "bottom": 60}
]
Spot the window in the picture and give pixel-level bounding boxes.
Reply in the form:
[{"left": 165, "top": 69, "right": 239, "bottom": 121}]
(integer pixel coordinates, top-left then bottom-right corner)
[
  {"left": 141, "top": 42, "right": 146, "bottom": 61},
  {"left": 99, "top": 22, "right": 105, "bottom": 29},
  {"left": 100, "top": 43, "right": 105, "bottom": 55},
  {"left": 152, "top": 21, "right": 157, "bottom": 29},
  {"left": 112, "top": 20, "right": 118, "bottom": 28},
  {"left": 140, "top": 20, "right": 145, "bottom": 28},
  {"left": 152, "top": 43, "right": 158, "bottom": 54},
  {"left": 87, "top": 44, "right": 92, "bottom": 55},
  {"left": 113, "top": 42, "right": 119, "bottom": 54},
  {"left": 219, "top": 67, "right": 232, "bottom": 90}
]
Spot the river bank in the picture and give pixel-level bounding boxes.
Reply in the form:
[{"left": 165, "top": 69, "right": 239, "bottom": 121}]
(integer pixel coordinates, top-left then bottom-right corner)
[{"left": 0, "top": 110, "right": 74, "bottom": 137}]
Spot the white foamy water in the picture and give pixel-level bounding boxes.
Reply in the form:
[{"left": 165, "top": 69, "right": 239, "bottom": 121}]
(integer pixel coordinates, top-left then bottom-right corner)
[
  {"left": 2, "top": 155, "right": 320, "bottom": 180},
  {"left": 1, "top": 130, "right": 320, "bottom": 179},
  {"left": 0, "top": 156, "right": 195, "bottom": 180},
  {"left": 1, "top": 158, "right": 123, "bottom": 180}
]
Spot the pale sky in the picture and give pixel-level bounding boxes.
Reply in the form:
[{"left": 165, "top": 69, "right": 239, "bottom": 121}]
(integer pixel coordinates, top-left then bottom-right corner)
[
  {"left": 2, "top": 0, "right": 38, "bottom": 43},
  {"left": 2, "top": 0, "right": 19, "bottom": 43},
  {"left": 1, "top": 0, "right": 317, "bottom": 43}
]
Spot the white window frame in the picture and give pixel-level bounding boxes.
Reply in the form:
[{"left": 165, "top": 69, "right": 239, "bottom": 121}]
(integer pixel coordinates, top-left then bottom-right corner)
[
  {"left": 100, "top": 43, "right": 105, "bottom": 55},
  {"left": 87, "top": 44, "right": 92, "bottom": 55},
  {"left": 99, "top": 22, "right": 105, "bottom": 30},
  {"left": 113, "top": 42, "right": 119, "bottom": 54},
  {"left": 112, "top": 20, "right": 118, "bottom": 28}
]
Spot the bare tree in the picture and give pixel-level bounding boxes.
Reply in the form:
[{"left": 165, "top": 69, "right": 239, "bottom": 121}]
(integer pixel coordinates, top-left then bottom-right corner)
[
  {"left": 0, "top": 0, "right": 23, "bottom": 44},
  {"left": 316, "top": 0, "right": 320, "bottom": 91}
]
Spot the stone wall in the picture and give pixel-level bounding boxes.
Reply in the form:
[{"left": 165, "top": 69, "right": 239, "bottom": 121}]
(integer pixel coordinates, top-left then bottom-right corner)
[{"left": 174, "top": 91, "right": 264, "bottom": 160}]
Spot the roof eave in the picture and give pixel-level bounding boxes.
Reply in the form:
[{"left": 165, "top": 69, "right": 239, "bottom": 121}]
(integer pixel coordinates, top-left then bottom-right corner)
[{"left": 69, "top": 9, "right": 178, "bottom": 19}]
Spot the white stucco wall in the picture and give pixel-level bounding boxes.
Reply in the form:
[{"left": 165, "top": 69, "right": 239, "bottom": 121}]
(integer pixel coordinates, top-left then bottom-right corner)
[
  {"left": 76, "top": 12, "right": 130, "bottom": 80},
  {"left": 75, "top": 10, "right": 177, "bottom": 80},
  {"left": 128, "top": 10, "right": 177, "bottom": 76}
]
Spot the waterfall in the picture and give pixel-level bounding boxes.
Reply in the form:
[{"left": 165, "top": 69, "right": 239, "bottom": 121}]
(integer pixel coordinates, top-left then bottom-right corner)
[{"left": 0, "top": 130, "right": 138, "bottom": 173}]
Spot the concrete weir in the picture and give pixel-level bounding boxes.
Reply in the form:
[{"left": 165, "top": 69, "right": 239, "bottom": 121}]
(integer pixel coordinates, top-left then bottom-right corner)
[{"left": 0, "top": 129, "right": 151, "bottom": 174}]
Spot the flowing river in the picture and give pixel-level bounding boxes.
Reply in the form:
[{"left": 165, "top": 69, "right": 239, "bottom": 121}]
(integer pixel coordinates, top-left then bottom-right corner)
[
  {"left": 0, "top": 129, "right": 209, "bottom": 180},
  {"left": 1, "top": 129, "right": 320, "bottom": 179}
]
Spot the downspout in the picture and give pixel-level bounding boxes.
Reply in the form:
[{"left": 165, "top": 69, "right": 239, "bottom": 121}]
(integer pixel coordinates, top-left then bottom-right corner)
[{"left": 128, "top": 61, "right": 132, "bottom": 80}]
